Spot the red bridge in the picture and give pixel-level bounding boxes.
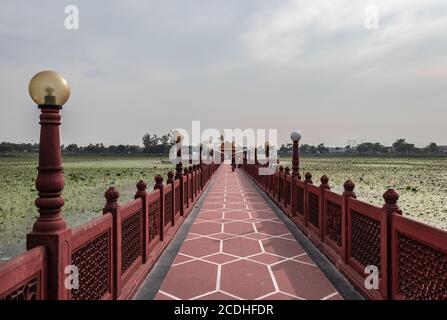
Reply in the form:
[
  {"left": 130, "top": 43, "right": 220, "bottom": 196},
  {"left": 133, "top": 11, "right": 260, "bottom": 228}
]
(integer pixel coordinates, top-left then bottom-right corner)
[{"left": 1, "top": 73, "right": 446, "bottom": 300}]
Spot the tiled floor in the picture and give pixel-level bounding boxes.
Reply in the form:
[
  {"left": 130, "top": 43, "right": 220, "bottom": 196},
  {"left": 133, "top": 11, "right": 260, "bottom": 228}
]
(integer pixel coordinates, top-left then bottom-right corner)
[{"left": 155, "top": 165, "right": 343, "bottom": 300}]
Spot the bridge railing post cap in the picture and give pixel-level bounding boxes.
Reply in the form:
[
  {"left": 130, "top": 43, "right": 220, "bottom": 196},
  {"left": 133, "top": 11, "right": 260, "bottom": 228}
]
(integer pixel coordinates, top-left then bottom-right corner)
[
  {"left": 136, "top": 180, "right": 147, "bottom": 191},
  {"left": 105, "top": 187, "right": 120, "bottom": 204},
  {"left": 343, "top": 180, "right": 355, "bottom": 191},
  {"left": 383, "top": 188, "right": 399, "bottom": 204},
  {"left": 155, "top": 174, "right": 163, "bottom": 184}
]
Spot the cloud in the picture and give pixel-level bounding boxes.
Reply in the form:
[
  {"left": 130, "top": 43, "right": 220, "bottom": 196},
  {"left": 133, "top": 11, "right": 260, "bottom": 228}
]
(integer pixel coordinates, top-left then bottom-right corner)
[
  {"left": 0, "top": 1, "right": 446, "bottom": 146},
  {"left": 242, "top": 0, "right": 447, "bottom": 68}
]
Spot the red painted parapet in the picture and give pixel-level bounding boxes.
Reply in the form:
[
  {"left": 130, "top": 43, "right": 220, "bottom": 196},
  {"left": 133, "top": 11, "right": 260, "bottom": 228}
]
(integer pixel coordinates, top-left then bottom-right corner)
[
  {"left": 162, "top": 178, "right": 173, "bottom": 237},
  {"left": 174, "top": 178, "right": 181, "bottom": 219},
  {"left": 342, "top": 197, "right": 388, "bottom": 299},
  {"left": 391, "top": 214, "right": 447, "bottom": 300},
  {"left": 119, "top": 198, "right": 144, "bottom": 298},
  {"left": 240, "top": 131, "right": 447, "bottom": 300},
  {"left": 183, "top": 168, "right": 190, "bottom": 213},
  {"left": 0, "top": 246, "right": 47, "bottom": 300},
  {"left": 284, "top": 167, "right": 291, "bottom": 213},
  {"left": 71, "top": 213, "right": 114, "bottom": 300},
  {"left": 243, "top": 164, "right": 447, "bottom": 299},
  {"left": 196, "top": 165, "right": 200, "bottom": 194},
  {"left": 306, "top": 175, "right": 330, "bottom": 242},
  {"left": 193, "top": 165, "right": 199, "bottom": 197},
  {"left": 291, "top": 179, "right": 306, "bottom": 228},
  {"left": 167, "top": 171, "right": 176, "bottom": 227},
  {"left": 135, "top": 180, "right": 148, "bottom": 264},
  {"left": 188, "top": 167, "right": 194, "bottom": 203},
  {"left": 147, "top": 189, "right": 162, "bottom": 254},
  {"left": 0, "top": 72, "right": 221, "bottom": 300},
  {"left": 278, "top": 166, "right": 284, "bottom": 206},
  {"left": 153, "top": 174, "right": 165, "bottom": 242},
  {"left": 320, "top": 188, "right": 344, "bottom": 264}
]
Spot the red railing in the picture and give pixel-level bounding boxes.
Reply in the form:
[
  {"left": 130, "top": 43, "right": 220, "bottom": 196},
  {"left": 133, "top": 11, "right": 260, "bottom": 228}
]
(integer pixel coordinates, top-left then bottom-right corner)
[
  {"left": 243, "top": 163, "right": 447, "bottom": 300},
  {"left": 321, "top": 190, "right": 343, "bottom": 261},
  {"left": 341, "top": 197, "right": 388, "bottom": 300},
  {"left": 163, "top": 184, "right": 173, "bottom": 234},
  {"left": 147, "top": 190, "right": 161, "bottom": 254},
  {"left": 391, "top": 214, "right": 447, "bottom": 300},
  {"left": 71, "top": 213, "right": 114, "bottom": 300},
  {"left": 0, "top": 246, "right": 47, "bottom": 300},
  {"left": 174, "top": 179, "right": 181, "bottom": 217},
  {"left": 0, "top": 163, "right": 219, "bottom": 300}
]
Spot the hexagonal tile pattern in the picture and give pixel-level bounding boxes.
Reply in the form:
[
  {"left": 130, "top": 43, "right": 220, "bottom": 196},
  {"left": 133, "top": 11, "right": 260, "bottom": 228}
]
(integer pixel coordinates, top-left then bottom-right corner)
[
  {"left": 155, "top": 165, "right": 342, "bottom": 300},
  {"left": 224, "top": 210, "right": 251, "bottom": 220},
  {"left": 223, "top": 221, "right": 255, "bottom": 235},
  {"left": 271, "top": 260, "right": 336, "bottom": 299},
  {"left": 262, "top": 237, "right": 306, "bottom": 258},
  {"left": 221, "top": 260, "right": 275, "bottom": 299},
  {"left": 189, "top": 221, "right": 222, "bottom": 235},
  {"left": 157, "top": 260, "right": 217, "bottom": 299},
  {"left": 255, "top": 221, "right": 290, "bottom": 236},
  {"left": 180, "top": 237, "right": 221, "bottom": 258},
  {"left": 223, "top": 237, "right": 262, "bottom": 257}
]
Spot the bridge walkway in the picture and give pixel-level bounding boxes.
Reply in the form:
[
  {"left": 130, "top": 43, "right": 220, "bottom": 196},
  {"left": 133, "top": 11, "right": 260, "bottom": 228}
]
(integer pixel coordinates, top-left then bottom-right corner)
[{"left": 136, "top": 165, "right": 352, "bottom": 300}]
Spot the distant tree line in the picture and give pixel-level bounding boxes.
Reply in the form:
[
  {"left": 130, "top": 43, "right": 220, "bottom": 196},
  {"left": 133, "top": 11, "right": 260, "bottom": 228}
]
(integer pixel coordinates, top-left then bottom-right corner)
[
  {"left": 0, "top": 142, "right": 39, "bottom": 153},
  {"left": 278, "top": 139, "right": 444, "bottom": 155},
  {"left": 63, "top": 143, "right": 143, "bottom": 154},
  {"left": 1, "top": 137, "right": 444, "bottom": 156},
  {"left": 0, "top": 132, "right": 175, "bottom": 155}
]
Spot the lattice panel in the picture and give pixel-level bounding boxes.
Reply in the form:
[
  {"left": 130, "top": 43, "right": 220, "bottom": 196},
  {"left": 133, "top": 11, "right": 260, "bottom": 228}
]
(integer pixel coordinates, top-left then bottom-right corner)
[
  {"left": 148, "top": 199, "right": 160, "bottom": 243},
  {"left": 286, "top": 181, "right": 291, "bottom": 206},
  {"left": 71, "top": 231, "right": 111, "bottom": 300},
  {"left": 308, "top": 193, "right": 320, "bottom": 227},
  {"left": 295, "top": 186, "right": 304, "bottom": 215},
  {"left": 351, "top": 211, "right": 381, "bottom": 273},
  {"left": 273, "top": 176, "right": 278, "bottom": 196},
  {"left": 325, "top": 201, "right": 342, "bottom": 247},
  {"left": 175, "top": 187, "right": 181, "bottom": 214},
  {"left": 121, "top": 211, "right": 142, "bottom": 274},
  {"left": 397, "top": 234, "right": 447, "bottom": 300},
  {"left": 183, "top": 182, "right": 188, "bottom": 207},
  {"left": 164, "top": 192, "right": 172, "bottom": 227},
  {"left": 279, "top": 177, "right": 284, "bottom": 202},
  {"left": 1, "top": 274, "right": 39, "bottom": 300}
]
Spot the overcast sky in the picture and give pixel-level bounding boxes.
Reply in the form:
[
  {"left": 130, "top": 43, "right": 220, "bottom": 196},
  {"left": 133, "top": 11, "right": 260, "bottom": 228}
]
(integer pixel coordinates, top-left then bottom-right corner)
[{"left": 0, "top": 0, "right": 446, "bottom": 147}]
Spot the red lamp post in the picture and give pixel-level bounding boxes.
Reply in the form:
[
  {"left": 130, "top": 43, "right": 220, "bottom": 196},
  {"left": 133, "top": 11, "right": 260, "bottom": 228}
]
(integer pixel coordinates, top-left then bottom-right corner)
[
  {"left": 231, "top": 140, "right": 236, "bottom": 171},
  {"left": 175, "top": 132, "right": 183, "bottom": 180},
  {"left": 254, "top": 146, "right": 258, "bottom": 165},
  {"left": 26, "top": 70, "right": 71, "bottom": 300},
  {"left": 220, "top": 134, "right": 224, "bottom": 164},
  {"left": 291, "top": 130, "right": 302, "bottom": 180},
  {"left": 265, "top": 141, "right": 270, "bottom": 167}
]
